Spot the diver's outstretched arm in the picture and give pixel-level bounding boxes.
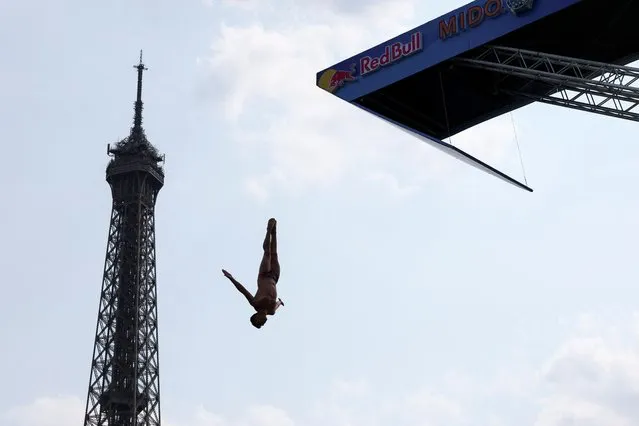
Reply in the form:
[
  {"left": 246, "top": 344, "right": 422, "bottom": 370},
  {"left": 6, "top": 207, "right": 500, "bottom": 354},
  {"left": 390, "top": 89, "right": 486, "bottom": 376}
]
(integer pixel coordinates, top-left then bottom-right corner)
[{"left": 222, "top": 269, "right": 253, "bottom": 304}]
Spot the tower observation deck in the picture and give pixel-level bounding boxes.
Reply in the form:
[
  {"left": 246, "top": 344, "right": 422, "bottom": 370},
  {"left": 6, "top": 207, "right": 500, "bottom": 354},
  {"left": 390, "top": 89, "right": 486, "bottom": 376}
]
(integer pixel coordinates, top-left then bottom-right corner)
[{"left": 83, "top": 51, "right": 165, "bottom": 426}]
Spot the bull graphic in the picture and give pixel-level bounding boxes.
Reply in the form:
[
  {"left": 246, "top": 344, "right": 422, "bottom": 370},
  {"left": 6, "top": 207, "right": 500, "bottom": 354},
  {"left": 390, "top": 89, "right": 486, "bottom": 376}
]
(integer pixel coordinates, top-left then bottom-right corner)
[{"left": 506, "top": 0, "right": 534, "bottom": 15}]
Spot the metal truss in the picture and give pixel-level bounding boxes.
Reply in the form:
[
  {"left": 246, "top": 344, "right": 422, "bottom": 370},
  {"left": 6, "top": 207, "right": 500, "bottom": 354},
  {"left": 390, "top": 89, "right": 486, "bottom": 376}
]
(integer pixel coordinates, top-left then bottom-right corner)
[
  {"left": 84, "top": 53, "right": 164, "bottom": 426},
  {"left": 454, "top": 45, "right": 639, "bottom": 122},
  {"left": 83, "top": 166, "right": 163, "bottom": 426}
]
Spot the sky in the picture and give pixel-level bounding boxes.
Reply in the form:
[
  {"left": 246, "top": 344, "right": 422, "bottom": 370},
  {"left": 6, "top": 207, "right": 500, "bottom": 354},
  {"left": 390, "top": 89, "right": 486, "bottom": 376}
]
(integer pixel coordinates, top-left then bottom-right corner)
[{"left": 1, "top": 0, "right": 639, "bottom": 425}]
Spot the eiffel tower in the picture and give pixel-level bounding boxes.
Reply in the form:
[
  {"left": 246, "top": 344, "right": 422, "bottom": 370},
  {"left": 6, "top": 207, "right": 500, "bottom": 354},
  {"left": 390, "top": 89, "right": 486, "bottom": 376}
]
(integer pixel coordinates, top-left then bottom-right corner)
[{"left": 83, "top": 51, "right": 165, "bottom": 426}]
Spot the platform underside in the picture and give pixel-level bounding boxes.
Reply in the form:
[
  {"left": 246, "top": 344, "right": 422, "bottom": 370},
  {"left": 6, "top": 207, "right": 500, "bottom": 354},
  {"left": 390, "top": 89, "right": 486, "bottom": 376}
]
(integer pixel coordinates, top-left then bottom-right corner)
[{"left": 355, "top": 0, "right": 639, "bottom": 140}]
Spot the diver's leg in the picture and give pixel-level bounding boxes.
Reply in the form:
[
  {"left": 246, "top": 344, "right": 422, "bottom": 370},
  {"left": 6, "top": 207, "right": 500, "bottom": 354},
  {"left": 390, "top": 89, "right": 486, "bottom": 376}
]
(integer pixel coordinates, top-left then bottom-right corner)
[
  {"left": 269, "top": 220, "right": 277, "bottom": 254},
  {"left": 259, "top": 251, "right": 271, "bottom": 276},
  {"left": 270, "top": 220, "right": 280, "bottom": 281},
  {"left": 263, "top": 221, "right": 272, "bottom": 251},
  {"left": 259, "top": 219, "right": 275, "bottom": 275}
]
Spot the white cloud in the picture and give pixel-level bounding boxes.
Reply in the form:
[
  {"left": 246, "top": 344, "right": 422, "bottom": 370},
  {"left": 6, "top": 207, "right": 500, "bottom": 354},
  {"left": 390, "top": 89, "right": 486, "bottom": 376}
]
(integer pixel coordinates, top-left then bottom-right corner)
[
  {"left": 202, "top": 0, "right": 257, "bottom": 10},
  {"left": 533, "top": 314, "right": 639, "bottom": 426},
  {"left": 534, "top": 397, "right": 631, "bottom": 426},
  {"left": 303, "top": 379, "right": 466, "bottom": 426},
  {"left": 200, "top": 0, "right": 522, "bottom": 199},
  {"left": 366, "top": 172, "right": 420, "bottom": 198},
  {"left": 402, "top": 390, "right": 465, "bottom": 425},
  {"left": 10, "top": 314, "right": 639, "bottom": 426},
  {"left": 8, "top": 313, "right": 639, "bottom": 426},
  {"left": 166, "top": 404, "right": 294, "bottom": 426},
  {"left": 244, "top": 176, "right": 270, "bottom": 201},
  {"left": 181, "top": 405, "right": 226, "bottom": 426},
  {"left": 243, "top": 405, "right": 295, "bottom": 426},
  {"left": 3, "top": 395, "right": 83, "bottom": 426}
]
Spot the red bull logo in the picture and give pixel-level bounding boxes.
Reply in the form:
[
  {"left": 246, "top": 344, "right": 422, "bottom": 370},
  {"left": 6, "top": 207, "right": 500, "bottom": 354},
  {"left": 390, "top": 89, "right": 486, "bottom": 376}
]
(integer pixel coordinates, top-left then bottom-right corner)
[
  {"left": 317, "top": 64, "right": 358, "bottom": 93},
  {"left": 317, "top": 31, "right": 423, "bottom": 94},
  {"left": 360, "top": 31, "right": 423, "bottom": 76}
]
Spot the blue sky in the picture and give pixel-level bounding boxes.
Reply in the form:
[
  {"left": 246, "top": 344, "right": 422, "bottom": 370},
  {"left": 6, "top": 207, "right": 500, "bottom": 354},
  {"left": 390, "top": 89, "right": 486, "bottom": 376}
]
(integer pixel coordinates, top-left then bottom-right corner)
[{"left": 1, "top": 0, "right": 639, "bottom": 425}]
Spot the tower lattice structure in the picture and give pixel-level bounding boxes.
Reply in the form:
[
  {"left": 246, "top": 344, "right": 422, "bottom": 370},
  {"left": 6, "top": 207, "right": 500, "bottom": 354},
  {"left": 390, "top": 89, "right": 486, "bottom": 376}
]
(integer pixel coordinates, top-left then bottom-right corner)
[{"left": 83, "top": 52, "right": 165, "bottom": 426}]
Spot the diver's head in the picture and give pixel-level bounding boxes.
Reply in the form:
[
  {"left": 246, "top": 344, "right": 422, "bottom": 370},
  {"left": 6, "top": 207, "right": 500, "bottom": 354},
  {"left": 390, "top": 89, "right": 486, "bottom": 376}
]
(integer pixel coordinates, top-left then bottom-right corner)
[{"left": 250, "top": 311, "right": 268, "bottom": 329}]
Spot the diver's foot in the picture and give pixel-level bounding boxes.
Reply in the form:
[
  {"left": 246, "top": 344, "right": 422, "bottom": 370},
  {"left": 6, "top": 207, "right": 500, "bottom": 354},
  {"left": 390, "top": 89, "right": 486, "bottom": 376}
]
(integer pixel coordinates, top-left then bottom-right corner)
[{"left": 268, "top": 218, "right": 277, "bottom": 230}]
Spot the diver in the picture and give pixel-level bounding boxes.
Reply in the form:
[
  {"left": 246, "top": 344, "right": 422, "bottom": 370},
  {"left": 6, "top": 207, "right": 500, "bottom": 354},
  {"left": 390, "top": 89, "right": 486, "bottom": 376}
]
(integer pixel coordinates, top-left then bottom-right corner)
[{"left": 222, "top": 218, "right": 284, "bottom": 329}]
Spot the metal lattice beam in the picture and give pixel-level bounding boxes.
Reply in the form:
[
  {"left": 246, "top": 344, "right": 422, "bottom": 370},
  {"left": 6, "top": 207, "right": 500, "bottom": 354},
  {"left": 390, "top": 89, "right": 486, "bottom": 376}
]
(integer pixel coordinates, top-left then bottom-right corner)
[
  {"left": 84, "top": 54, "right": 163, "bottom": 426},
  {"left": 454, "top": 45, "right": 639, "bottom": 122},
  {"left": 84, "top": 170, "right": 163, "bottom": 426}
]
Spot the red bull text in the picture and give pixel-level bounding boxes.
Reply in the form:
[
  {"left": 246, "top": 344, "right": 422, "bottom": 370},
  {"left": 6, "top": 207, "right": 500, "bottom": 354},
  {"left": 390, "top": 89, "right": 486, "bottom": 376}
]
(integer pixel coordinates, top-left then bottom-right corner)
[
  {"left": 360, "top": 31, "right": 423, "bottom": 77},
  {"left": 439, "top": 0, "right": 509, "bottom": 40}
]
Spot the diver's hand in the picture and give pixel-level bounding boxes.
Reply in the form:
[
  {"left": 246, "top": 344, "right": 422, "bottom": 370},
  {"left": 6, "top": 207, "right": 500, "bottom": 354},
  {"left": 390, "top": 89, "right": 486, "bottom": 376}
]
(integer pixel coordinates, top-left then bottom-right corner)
[{"left": 222, "top": 269, "right": 233, "bottom": 279}]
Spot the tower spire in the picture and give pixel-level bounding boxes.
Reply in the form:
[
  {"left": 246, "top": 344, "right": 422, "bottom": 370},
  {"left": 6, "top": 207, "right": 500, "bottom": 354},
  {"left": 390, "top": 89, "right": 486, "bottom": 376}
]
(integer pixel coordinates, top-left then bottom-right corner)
[
  {"left": 133, "top": 49, "right": 147, "bottom": 132},
  {"left": 107, "top": 51, "right": 163, "bottom": 164}
]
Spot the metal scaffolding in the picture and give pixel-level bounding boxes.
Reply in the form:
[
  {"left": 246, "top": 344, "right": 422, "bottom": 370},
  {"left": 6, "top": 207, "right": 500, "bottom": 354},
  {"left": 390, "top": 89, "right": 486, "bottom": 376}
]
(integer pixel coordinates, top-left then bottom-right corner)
[{"left": 454, "top": 45, "right": 639, "bottom": 122}]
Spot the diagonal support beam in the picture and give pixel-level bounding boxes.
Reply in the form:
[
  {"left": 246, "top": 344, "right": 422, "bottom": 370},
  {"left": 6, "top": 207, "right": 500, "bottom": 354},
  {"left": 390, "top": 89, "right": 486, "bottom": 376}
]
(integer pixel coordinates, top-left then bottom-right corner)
[{"left": 454, "top": 45, "right": 639, "bottom": 122}]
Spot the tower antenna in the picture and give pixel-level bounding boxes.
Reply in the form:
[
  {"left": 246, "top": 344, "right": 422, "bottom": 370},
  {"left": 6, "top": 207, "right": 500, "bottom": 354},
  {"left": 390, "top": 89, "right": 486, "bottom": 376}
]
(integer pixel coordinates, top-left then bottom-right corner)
[{"left": 133, "top": 49, "right": 148, "bottom": 131}]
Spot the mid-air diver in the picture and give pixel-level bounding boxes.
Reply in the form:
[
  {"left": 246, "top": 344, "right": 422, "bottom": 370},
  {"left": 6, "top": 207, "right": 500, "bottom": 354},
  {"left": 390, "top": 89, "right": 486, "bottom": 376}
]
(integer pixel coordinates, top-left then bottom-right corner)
[{"left": 222, "top": 218, "right": 284, "bottom": 329}]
